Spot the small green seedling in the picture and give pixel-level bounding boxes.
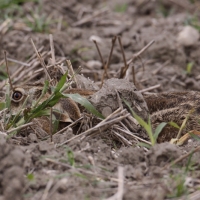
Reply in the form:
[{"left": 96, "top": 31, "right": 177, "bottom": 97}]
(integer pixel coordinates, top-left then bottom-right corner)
[
  {"left": 25, "top": 13, "right": 51, "bottom": 33},
  {"left": 186, "top": 62, "right": 194, "bottom": 75},
  {"left": 66, "top": 149, "right": 75, "bottom": 167},
  {"left": 114, "top": 4, "right": 127, "bottom": 13},
  {"left": 185, "top": 16, "right": 200, "bottom": 31},
  {"left": 27, "top": 173, "right": 35, "bottom": 181},
  {"left": 167, "top": 175, "right": 188, "bottom": 198},
  {"left": 123, "top": 99, "right": 166, "bottom": 146}
]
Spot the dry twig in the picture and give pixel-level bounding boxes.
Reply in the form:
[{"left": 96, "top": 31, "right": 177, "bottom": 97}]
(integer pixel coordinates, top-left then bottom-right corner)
[
  {"left": 120, "top": 40, "right": 154, "bottom": 78},
  {"left": 66, "top": 60, "right": 78, "bottom": 88},
  {"left": 41, "top": 179, "right": 54, "bottom": 200},
  {"left": 106, "top": 166, "right": 124, "bottom": 200},
  {"left": 117, "top": 36, "right": 127, "bottom": 77},
  {"left": 57, "top": 108, "right": 130, "bottom": 147},
  {"left": 4, "top": 51, "right": 13, "bottom": 90},
  {"left": 7, "top": 122, "right": 34, "bottom": 134},
  {"left": 101, "top": 36, "right": 117, "bottom": 87},
  {"left": 73, "top": 8, "right": 108, "bottom": 26},
  {"left": 139, "top": 84, "right": 161, "bottom": 93},
  {"left": 30, "top": 38, "right": 52, "bottom": 82},
  {"left": 163, "top": 146, "right": 200, "bottom": 170},
  {"left": 93, "top": 39, "right": 105, "bottom": 65}
]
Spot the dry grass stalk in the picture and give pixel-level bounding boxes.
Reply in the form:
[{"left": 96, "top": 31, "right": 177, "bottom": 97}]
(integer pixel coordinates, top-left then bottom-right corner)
[
  {"left": 112, "top": 130, "right": 132, "bottom": 146},
  {"left": 49, "top": 34, "right": 56, "bottom": 65},
  {"left": 7, "top": 57, "right": 30, "bottom": 67},
  {"left": 80, "top": 110, "right": 130, "bottom": 140},
  {"left": 106, "top": 166, "right": 124, "bottom": 200},
  {"left": 66, "top": 60, "right": 78, "bottom": 88},
  {"left": 30, "top": 38, "right": 52, "bottom": 83},
  {"left": 117, "top": 36, "right": 127, "bottom": 77},
  {"left": 101, "top": 36, "right": 117, "bottom": 87},
  {"left": 41, "top": 179, "right": 54, "bottom": 200},
  {"left": 73, "top": 7, "right": 108, "bottom": 26},
  {"left": 139, "top": 84, "right": 161, "bottom": 93},
  {"left": 114, "top": 125, "right": 151, "bottom": 145},
  {"left": 54, "top": 117, "right": 83, "bottom": 136},
  {"left": 7, "top": 122, "right": 34, "bottom": 134},
  {"left": 163, "top": 146, "right": 200, "bottom": 170},
  {"left": 3, "top": 50, "right": 13, "bottom": 90},
  {"left": 119, "top": 40, "right": 155, "bottom": 78},
  {"left": 45, "top": 157, "right": 119, "bottom": 182},
  {"left": 93, "top": 39, "right": 105, "bottom": 65},
  {"left": 57, "top": 108, "right": 130, "bottom": 147}
]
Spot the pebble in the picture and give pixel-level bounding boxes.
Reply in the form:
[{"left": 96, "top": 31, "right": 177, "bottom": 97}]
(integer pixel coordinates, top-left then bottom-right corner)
[{"left": 177, "top": 25, "right": 199, "bottom": 47}]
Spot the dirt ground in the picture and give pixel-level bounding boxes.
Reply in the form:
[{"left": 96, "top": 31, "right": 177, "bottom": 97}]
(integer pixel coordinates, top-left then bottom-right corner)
[{"left": 1, "top": 0, "right": 200, "bottom": 200}]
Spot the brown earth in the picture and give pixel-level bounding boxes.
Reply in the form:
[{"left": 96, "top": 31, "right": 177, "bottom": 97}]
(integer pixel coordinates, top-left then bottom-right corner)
[{"left": 0, "top": 0, "right": 200, "bottom": 200}]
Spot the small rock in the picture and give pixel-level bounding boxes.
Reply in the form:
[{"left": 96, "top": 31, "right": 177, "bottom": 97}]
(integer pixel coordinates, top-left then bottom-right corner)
[
  {"left": 89, "top": 78, "right": 149, "bottom": 121},
  {"left": 177, "top": 26, "right": 199, "bottom": 47},
  {"left": 28, "top": 133, "right": 38, "bottom": 143},
  {"left": 57, "top": 178, "right": 68, "bottom": 193},
  {"left": 86, "top": 60, "right": 102, "bottom": 69}
]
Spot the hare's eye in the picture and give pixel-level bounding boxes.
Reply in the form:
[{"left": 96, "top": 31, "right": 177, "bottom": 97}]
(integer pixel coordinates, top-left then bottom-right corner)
[{"left": 12, "top": 91, "right": 23, "bottom": 101}]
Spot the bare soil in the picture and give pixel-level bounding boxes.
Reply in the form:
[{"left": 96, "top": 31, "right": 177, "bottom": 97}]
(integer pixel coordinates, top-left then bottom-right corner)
[{"left": 0, "top": 0, "right": 200, "bottom": 200}]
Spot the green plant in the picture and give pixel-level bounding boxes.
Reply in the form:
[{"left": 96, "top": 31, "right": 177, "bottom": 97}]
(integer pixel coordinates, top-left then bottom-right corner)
[
  {"left": 185, "top": 16, "right": 200, "bottom": 31},
  {"left": 0, "top": 0, "right": 41, "bottom": 25},
  {"left": 0, "top": 0, "right": 26, "bottom": 9},
  {"left": 185, "top": 149, "right": 196, "bottom": 172},
  {"left": 168, "top": 109, "right": 193, "bottom": 145},
  {"left": 123, "top": 99, "right": 166, "bottom": 146},
  {"left": 114, "top": 4, "right": 127, "bottom": 13},
  {"left": 186, "top": 62, "right": 194, "bottom": 75},
  {"left": 66, "top": 149, "right": 75, "bottom": 167},
  {"left": 27, "top": 173, "right": 35, "bottom": 181},
  {"left": 156, "top": 0, "right": 170, "bottom": 17},
  {"left": 167, "top": 174, "right": 188, "bottom": 198},
  {"left": 2, "top": 72, "right": 104, "bottom": 135},
  {"left": 25, "top": 12, "right": 50, "bottom": 33}
]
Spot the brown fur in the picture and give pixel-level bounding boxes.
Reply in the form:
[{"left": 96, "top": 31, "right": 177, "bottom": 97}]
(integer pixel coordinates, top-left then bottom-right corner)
[{"left": 144, "top": 91, "right": 200, "bottom": 142}]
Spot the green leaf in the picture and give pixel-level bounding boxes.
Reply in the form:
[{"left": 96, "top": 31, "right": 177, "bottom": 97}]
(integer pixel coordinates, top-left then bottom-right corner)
[
  {"left": 29, "top": 109, "right": 50, "bottom": 119},
  {"left": 67, "top": 150, "right": 75, "bottom": 167},
  {"left": 114, "top": 4, "right": 127, "bottom": 13},
  {"left": 154, "top": 122, "right": 167, "bottom": 141},
  {"left": 54, "top": 72, "right": 68, "bottom": 93},
  {"left": 168, "top": 121, "right": 180, "bottom": 129},
  {"left": 27, "top": 173, "right": 34, "bottom": 181},
  {"left": 123, "top": 98, "right": 155, "bottom": 145},
  {"left": 31, "top": 99, "right": 49, "bottom": 114},
  {"left": 186, "top": 62, "right": 194, "bottom": 74},
  {"left": 0, "top": 102, "right": 6, "bottom": 110},
  {"left": 33, "top": 80, "right": 49, "bottom": 108},
  {"left": 47, "top": 92, "right": 63, "bottom": 107},
  {"left": 189, "top": 132, "right": 200, "bottom": 141},
  {"left": 63, "top": 93, "right": 104, "bottom": 119},
  {"left": 53, "top": 119, "right": 59, "bottom": 133},
  {"left": 73, "top": 173, "right": 88, "bottom": 179},
  {"left": 137, "top": 142, "right": 151, "bottom": 149},
  {"left": 185, "top": 149, "right": 195, "bottom": 173}
]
